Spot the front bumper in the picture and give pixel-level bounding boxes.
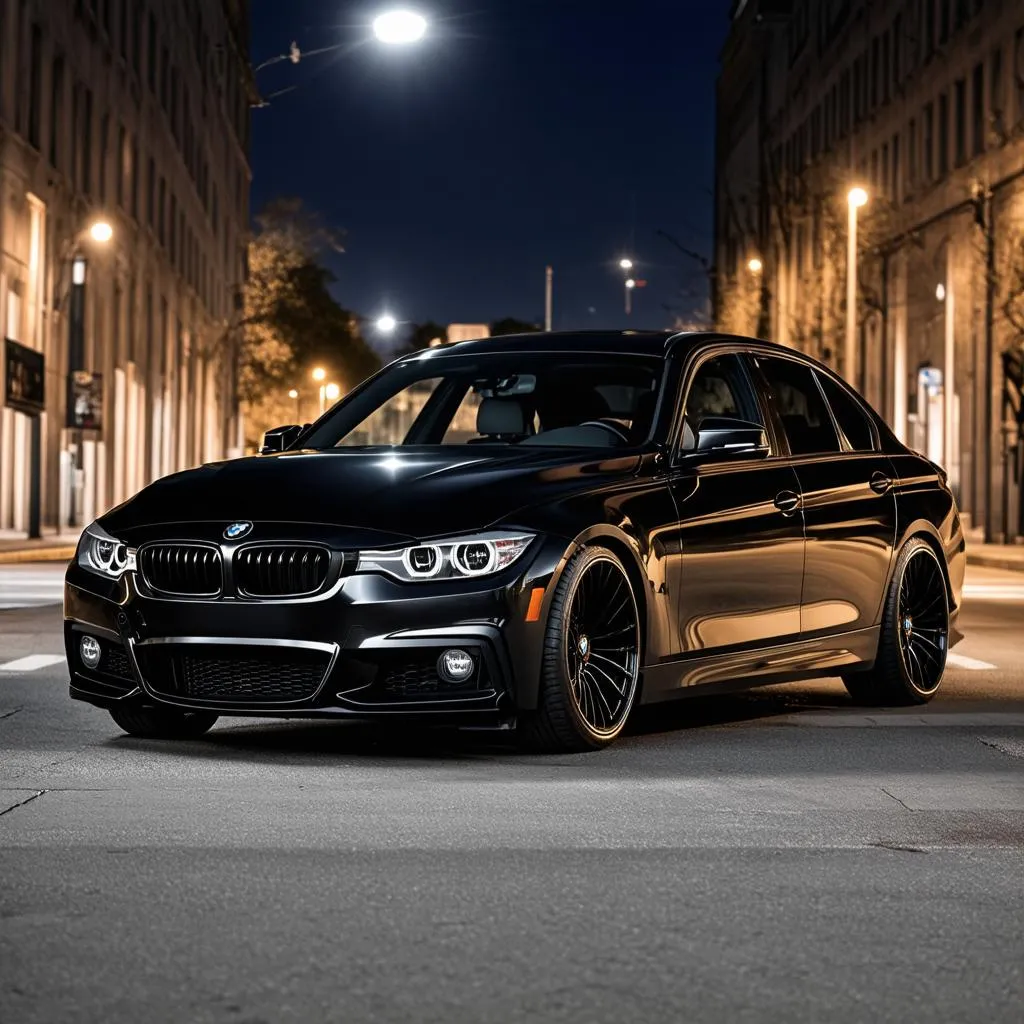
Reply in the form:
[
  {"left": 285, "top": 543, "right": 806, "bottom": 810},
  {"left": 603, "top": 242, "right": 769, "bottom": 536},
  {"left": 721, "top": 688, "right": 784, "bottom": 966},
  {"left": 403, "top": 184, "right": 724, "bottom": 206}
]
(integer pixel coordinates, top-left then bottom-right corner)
[{"left": 64, "top": 545, "right": 565, "bottom": 725}]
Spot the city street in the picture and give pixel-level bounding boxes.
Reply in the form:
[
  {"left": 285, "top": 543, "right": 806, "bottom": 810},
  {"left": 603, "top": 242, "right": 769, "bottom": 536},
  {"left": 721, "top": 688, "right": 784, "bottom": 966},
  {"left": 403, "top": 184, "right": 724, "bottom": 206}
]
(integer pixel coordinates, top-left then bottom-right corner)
[{"left": 0, "top": 564, "right": 1021, "bottom": 1023}]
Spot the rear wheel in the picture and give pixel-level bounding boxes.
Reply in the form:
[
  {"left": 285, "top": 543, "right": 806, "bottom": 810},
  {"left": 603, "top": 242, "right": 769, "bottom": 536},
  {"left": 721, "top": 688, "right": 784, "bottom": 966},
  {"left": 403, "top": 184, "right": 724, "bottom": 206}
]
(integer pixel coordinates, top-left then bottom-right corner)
[
  {"left": 109, "top": 705, "right": 219, "bottom": 740},
  {"left": 521, "top": 546, "right": 642, "bottom": 753},
  {"left": 843, "top": 538, "right": 949, "bottom": 706}
]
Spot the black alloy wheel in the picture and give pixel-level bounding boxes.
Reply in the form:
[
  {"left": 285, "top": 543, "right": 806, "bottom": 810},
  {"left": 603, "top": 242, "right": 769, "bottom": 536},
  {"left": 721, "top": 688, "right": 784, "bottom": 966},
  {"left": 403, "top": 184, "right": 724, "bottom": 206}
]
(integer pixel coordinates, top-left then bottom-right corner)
[
  {"left": 843, "top": 538, "right": 950, "bottom": 706},
  {"left": 109, "top": 705, "right": 219, "bottom": 739},
  {"left": 523, "top": 546, "right": 642, "bottom": 752}
]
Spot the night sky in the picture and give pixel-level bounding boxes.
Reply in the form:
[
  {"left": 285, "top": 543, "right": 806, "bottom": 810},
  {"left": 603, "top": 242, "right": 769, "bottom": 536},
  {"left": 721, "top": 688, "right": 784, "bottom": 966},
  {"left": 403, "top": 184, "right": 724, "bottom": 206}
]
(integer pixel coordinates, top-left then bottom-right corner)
[{"left": 249, "top": 1, "right": 730, "bottom": 349}]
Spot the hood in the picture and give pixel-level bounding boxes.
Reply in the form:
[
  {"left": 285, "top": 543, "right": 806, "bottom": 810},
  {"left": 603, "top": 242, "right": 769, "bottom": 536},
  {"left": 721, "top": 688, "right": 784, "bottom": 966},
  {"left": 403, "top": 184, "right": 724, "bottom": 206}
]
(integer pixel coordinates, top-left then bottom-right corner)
[{"left": 101, "top": 446, "right": 641, "bottom": 543}]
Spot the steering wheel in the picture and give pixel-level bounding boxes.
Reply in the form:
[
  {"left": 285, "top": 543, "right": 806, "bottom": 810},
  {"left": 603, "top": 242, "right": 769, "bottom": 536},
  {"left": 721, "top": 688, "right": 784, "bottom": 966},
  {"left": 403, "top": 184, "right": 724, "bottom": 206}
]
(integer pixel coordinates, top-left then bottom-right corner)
[{"left": 580, "top": 419, "right": 631, "bottom": 444}]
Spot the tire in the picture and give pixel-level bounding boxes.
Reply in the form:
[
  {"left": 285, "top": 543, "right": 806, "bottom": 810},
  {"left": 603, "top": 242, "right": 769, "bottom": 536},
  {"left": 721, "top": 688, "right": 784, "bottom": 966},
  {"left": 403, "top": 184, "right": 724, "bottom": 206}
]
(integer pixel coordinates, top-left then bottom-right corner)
[
  {"left": 842, "top": 538, "right": 950, "bottom": 706},
  {"left": 520, "top": 545, "right": 642, "bottom": 753},
  {"left": 109, "top": 705, "right": 219, "bottom": 739}
]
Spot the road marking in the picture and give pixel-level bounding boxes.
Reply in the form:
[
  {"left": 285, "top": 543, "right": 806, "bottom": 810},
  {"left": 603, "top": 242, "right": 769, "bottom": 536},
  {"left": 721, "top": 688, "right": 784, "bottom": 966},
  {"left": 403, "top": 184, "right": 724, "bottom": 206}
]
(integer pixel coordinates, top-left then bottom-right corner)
[
  {"left": 0, "top": 654, "right": 66, "bottom": 672},
  {"left": 963, "top": 584, "right": 1024, "bottom": 601},
  {"left": 946, "top": 653, "right": 997, "bottom": 671},
  {"left": 0, "top": 566, "right": 66, "bottom": 610}
]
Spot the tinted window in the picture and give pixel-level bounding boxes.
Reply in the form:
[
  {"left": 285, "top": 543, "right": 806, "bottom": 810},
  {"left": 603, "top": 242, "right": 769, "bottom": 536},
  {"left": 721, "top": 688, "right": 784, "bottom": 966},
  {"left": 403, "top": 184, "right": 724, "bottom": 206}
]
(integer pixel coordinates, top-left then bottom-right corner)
[
  {"left": 756, "top": 356, "right": 841, "bottom": 457},
  {"left": 816, "top": 373, "right": 875, "bottom": 451},
  {"left": 680, "top": 355, "right": 763, "bottom": 450}
]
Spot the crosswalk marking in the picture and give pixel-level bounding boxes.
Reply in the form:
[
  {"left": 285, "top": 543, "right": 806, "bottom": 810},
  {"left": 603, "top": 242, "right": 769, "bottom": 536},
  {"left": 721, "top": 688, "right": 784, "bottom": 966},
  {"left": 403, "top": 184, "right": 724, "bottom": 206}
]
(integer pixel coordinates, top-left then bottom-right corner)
[
  {"left": 0, "top": 654, "right": 66, "bottom": 672},
  {"left": 0, "top": 566, "right": 66, "bottom": 610},
  {"left": 947, "top": 652, "right": 998, "bottom": 671}
]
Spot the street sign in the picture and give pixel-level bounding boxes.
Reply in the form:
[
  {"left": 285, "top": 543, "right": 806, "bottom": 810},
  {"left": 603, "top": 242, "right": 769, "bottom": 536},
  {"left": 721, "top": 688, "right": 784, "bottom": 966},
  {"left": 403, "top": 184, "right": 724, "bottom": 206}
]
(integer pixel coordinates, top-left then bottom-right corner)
[
  {"left": 3, "top": 338, "right": 45, "bottom": 416},
  {"left": 67, "top": 371, "right": 104, "bottom": 431}
]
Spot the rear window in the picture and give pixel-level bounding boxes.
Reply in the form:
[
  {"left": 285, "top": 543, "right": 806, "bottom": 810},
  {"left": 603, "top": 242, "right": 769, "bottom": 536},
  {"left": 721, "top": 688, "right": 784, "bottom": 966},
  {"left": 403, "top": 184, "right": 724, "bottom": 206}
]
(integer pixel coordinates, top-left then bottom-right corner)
[{"left": 816, "top": 373, "right": 876, "bottom": 452}]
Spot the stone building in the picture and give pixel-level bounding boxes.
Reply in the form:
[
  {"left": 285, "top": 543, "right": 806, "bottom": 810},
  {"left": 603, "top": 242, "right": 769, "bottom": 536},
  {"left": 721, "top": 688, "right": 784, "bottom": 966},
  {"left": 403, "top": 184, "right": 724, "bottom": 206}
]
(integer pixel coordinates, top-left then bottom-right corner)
[
  {"left": 0, "top": 0, "right": 252, "bottom": 535},
  {"left": 716, "top": 0, "right": 1024, "bottom": 542}
]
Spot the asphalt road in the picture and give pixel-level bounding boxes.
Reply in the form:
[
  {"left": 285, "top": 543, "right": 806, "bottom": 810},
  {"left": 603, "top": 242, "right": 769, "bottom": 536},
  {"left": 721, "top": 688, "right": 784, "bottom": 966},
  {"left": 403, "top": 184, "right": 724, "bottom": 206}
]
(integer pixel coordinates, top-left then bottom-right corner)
[{"left": 1, "top": 565, "right": 1022, "bottom": 1023}]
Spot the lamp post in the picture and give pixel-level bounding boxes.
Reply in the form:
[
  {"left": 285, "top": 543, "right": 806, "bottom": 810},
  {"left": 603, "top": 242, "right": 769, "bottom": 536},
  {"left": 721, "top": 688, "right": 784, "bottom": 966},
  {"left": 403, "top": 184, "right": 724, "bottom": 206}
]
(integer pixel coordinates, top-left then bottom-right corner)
[
  {"left": 312, "top": 367, "right": 327, "bottom": 416},
  {"left": 65, "top": 218, "right": 114, "bottom": 529},
  {"left": 845, "top": 187, "right": 868, "bottom": 390}
]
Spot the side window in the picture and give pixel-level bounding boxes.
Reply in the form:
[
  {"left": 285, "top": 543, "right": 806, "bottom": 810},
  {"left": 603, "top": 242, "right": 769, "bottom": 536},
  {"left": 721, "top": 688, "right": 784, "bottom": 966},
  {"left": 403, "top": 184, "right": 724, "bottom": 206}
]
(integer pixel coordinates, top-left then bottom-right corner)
[
  {"left": 756, "top": 356, "right": 841, "bottom": 457},
  {"left": 680, "top": 355, "right": 763, "bottom": 450},
  {"left": 816, "top": 373, "right": 876, "bottom": 452}
]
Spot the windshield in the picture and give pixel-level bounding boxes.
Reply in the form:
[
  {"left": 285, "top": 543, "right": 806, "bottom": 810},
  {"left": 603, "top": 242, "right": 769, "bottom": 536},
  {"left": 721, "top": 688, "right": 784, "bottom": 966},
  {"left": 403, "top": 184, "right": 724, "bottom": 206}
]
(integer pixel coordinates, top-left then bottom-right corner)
[{"left": 301, "top": 351, "right": 665, "bottom": 450}]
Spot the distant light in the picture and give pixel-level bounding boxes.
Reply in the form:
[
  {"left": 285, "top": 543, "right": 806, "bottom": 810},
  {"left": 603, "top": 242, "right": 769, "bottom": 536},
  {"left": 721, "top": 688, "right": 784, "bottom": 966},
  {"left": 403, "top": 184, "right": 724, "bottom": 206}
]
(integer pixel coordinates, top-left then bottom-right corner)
[
  {"left": 325, "top": 383, "right": 341, "bottom": 401},
  {"left": 625, "top": 279, "right": 637, "bottom": 290},
  {"left": 72, "top": 258, "right": 87, "bottom": 286},
  {"left": 311, "top": 367, "right": 327, "bottom": 383},
  {"left": 848, "top": 187, "right": 869, "bottom": 209},
  {"left": 89, "top": 220, "right": 113, "bottom": 243},
  {"left": 748, "top": 258, "right": 763, "bottom": 273},
  {"left": 619, "top": 258, "right": 634, "bottom": 271},
  {"left": 376, "top": 315, "right": 398, "bottom": 333},
  {"left": 288, "top": 389, "right": 299, "bottom": 399},
  {"left": 936, "top": 283, "right": 946, "bottom": 302},
  {"left": 373, "top": 9, "right": 428, "bottom": 45}
]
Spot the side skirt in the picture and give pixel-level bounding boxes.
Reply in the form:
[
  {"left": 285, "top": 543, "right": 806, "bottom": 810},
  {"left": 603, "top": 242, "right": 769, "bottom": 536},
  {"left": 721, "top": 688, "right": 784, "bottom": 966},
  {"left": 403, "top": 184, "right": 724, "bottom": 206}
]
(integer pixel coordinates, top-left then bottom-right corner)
[{"left": 640, "top": 626, "right": 881, "bottom": 704}]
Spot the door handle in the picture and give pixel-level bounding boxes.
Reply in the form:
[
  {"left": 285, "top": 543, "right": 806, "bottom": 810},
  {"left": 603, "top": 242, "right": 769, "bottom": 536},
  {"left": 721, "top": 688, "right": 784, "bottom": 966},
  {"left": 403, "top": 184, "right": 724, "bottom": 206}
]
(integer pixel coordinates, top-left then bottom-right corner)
[
  {"left": 774, "top": 490, "right": 801, "bottom": 515},
  {"left": 869, "top": 471, "right": 892, "bottom": 495}
]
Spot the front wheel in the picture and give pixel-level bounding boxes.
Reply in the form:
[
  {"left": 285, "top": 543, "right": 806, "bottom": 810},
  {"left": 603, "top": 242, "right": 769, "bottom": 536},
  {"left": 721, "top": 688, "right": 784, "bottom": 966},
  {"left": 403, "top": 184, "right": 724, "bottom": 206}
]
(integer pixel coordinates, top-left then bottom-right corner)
[
  {"left": 109, "top": 705, "right": 219, "bottom": 739},
  {"left": 520, "top": 546, "right": 642, "bottom": 753},
  {"left": 843, "top": 538, "right": 950, "bottom": 706}
]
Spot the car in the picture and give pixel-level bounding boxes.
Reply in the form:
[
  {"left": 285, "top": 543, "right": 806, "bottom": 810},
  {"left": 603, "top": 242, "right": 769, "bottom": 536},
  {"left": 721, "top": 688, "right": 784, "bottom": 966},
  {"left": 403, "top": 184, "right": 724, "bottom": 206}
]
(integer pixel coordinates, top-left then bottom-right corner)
[{"left": 64, "top": 331, "right": 966, "bottom": 752}]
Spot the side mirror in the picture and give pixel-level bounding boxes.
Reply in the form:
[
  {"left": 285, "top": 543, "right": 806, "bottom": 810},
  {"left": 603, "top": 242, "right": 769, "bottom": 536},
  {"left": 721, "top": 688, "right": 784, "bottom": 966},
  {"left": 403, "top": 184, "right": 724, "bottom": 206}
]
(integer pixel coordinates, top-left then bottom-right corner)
[
  {"left": 260, "top": 424, "right": 304, "bottom": 454},
  {"left": 693, "top": 417, "right": 770, "bottom": 459}
]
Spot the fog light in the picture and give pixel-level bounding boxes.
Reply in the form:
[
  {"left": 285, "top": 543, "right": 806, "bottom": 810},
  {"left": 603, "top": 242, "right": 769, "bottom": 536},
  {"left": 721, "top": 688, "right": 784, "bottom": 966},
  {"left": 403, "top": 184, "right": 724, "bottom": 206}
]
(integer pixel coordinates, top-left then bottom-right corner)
[
  {"left": 80, "top": 635, "right": 102, "bottom": 670},
  {"left": 437, "top": 648, "right": 475, "bottom": 685}
]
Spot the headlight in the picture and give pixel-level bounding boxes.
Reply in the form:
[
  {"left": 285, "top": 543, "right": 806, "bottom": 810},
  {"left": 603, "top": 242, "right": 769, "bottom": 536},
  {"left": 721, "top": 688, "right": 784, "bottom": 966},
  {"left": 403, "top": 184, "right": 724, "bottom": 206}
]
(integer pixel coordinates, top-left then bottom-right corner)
[
  {"left": 357, "top": 532, "right": 533, "bottom": 582},
  {"left": 78, "top": 523, "right": 136, "bottom": 580}
]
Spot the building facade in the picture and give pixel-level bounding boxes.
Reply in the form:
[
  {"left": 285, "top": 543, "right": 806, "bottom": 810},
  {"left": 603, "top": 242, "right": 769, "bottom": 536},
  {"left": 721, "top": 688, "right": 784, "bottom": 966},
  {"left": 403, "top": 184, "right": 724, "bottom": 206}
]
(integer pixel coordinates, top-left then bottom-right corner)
[
  {"left": 0, "top": 0, "right": 251, "bottom": 536},
  {"left": 716, "top": 0, "right": 1024, "bottom": 542}
]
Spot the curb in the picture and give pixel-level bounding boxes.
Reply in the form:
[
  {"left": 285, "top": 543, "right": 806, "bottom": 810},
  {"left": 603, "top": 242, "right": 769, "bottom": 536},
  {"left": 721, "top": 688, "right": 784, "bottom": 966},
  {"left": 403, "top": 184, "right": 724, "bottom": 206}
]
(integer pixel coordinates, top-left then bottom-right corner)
[
  {"left": 967, "top": 552, "right": 1024, "bottom": 573},
  {"left": 0, "top": 547, "right": 76, "bottom": 565}
]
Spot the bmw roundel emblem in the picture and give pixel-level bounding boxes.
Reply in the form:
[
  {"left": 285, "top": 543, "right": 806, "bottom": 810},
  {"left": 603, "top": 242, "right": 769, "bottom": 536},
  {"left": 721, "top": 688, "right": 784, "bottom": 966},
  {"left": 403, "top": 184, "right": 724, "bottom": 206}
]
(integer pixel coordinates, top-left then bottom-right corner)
[{"left": 224, "top": 521, "right": 253, "bottom": 540}]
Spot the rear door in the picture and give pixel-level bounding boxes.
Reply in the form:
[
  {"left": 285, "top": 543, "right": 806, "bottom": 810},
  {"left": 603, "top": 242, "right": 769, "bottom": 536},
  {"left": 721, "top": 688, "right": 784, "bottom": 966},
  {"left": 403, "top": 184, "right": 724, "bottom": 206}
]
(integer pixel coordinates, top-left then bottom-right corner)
[{"left": 749, "top": 354, "right": 897, "bottom": 637}]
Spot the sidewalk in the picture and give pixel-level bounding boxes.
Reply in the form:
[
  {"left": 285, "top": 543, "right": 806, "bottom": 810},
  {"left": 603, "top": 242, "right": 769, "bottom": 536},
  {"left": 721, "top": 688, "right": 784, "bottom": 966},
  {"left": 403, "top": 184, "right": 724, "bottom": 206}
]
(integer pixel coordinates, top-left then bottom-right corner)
[
  {"left": 966, "top": 540, "right": 1024, "bottom": 572},
  {"left": 0, "top": 529, "right": 81, "bottom": 565}
]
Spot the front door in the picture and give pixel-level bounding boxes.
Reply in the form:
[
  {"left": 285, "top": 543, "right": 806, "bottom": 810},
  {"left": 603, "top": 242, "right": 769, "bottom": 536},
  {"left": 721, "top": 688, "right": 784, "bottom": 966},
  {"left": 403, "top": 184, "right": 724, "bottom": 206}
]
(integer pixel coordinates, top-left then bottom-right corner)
[
  {"left": 667, "top": 353, "right": 805, "bottom": 657},
  {"left": 750, "top": 355, "right": 897, "bottom": 636}
]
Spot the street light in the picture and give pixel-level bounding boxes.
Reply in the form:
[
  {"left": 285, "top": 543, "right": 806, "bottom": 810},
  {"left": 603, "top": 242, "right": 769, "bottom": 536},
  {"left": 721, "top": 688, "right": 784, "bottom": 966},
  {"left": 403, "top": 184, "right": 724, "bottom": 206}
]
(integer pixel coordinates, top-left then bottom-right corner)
[
  {"left": 619, "top": 258, "right": 634, "bottom": 271},
  {"left": 747, "top": 257, "right": 763, "bottom": 274},
  {"left": 325, "top": 383, "right": 341, "bottom": 402},
  {"left": 312, "top": 367, "right": 328, "bottom": 415},
  {"left": 89, "top": 220, "right": 113, "bottom": 244},
  {"left": 375, "top": 315, "right": 398, "bottom": 334},
  {"left": 373, "top": 9, "right": 428, "bottom": 45},
  {"left": 845, "top": 187, "right": 869, "bottom": 390}
]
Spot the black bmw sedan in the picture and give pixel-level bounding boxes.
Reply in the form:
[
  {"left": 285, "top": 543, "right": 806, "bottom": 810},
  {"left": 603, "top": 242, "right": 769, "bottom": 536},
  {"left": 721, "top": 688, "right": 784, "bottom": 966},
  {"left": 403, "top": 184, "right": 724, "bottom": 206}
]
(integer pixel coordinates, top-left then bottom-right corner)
[{"left": 65, "top": 331, "right": 966, "bottom": 752}]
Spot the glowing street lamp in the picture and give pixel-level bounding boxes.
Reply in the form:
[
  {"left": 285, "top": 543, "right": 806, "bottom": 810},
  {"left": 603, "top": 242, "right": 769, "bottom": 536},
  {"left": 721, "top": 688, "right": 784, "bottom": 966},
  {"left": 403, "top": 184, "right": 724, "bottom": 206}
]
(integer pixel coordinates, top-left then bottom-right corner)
[
  {"left": 325, "top": 382, "right": 341, "bottom": 402},
  {"left": 89, "top": 220, "right": 114, "bottom": 244},
  {"left": 619, "top": 258, "right": 634, "bottom": 271},
  {"left": 747, "top": 257, "right": 763, "bottom": 274},
  {"left": 845, "top": 186, "right": 869, "bottom": 389},
  {"left": 311, "top": 367, "right": 326, "bottom": 383},
  {"left": 372, "top": 9, "right": 428, "bottom": 45},
  {"left": 376, "top": 315, "right": 398, "bottom": 334}
]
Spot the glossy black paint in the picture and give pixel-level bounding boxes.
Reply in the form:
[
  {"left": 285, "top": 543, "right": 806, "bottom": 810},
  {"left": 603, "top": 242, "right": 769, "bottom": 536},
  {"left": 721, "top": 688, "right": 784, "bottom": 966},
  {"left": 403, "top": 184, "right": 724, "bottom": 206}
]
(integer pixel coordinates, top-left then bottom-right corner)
[{"left": 65, "top": 331, "right": 966, "bottom": 731}]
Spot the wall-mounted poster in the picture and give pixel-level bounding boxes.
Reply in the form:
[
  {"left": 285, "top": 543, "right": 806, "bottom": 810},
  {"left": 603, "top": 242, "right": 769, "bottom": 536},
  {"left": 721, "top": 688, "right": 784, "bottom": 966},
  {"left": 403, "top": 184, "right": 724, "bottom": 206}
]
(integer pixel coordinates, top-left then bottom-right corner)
[
  {"left": 67, "top": 371, "right": 104, "bottom": 431},
  {"left": 4, "top": 338, "right": 45, "bottom": 416}
]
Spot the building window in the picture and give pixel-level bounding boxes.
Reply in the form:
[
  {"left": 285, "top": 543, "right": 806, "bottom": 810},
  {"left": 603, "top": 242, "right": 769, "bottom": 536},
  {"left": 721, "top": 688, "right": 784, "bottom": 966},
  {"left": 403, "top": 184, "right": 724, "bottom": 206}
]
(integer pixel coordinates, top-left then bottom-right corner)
[
  {"left": 158, "top": 176, "right": 166, "bottom": 245},
  {"left": 82, "top": 87, "right": 94, "bottom": 195},
  {"left": 147, "top": 12, "right": 157, "bottom": 91},
  {"left": 891, "top": 134, "right": 900, "bottom": 202},
  {"left": 49, "top": 55, "right": 65, "bottom": 169},
  {"left": 925, "top": 0, "right": 936, "bottom": 57},
  {"left": 98, "top": 113, "right": 109, "bottom": 200},
  {"left": 130, "top": 137, "right": 139, "bottom": 219},
  {"left": 147, "top": 158, "right": 156, "bottom": 227},
  {"left": 939, "top": 0, "right": 950, "bottom": 45},
  {"left": 893, "top": 14, "right": 902, "bottom": 85},
  {"left": 871, "top": 37, "right": 880, "bottom": 108},
  {"left": 116, "top": 123, "right": 126, "bottom": 205},
  {"left": 28, "top": 23, "right": 43, "bottom": 150},
  {"left": 119, "top": 0, "right": 128, "bottom": 59},
  {"left": 924, "top": 102, "right": 935, "bottom": 181},
  {"left": 882, "top": 32, "right": 891, "bottom": 104},
  {"left": 972, "top": 63, "right": 984, "bottom": 155},
  {"left": 881, "top": 144, "right": 889, "bottom": 198},
  {"left": 990, "top": 46, "right": 1004, "bottom": 140},
  {"left": 907, "top": 118, "right": 917, "bottom": 190},
  {"left": 938, "top": 92, "right": 949, "bottom": 177},
  {"left": 954, "top": 78, "right": 966, "bottom": 166}
]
